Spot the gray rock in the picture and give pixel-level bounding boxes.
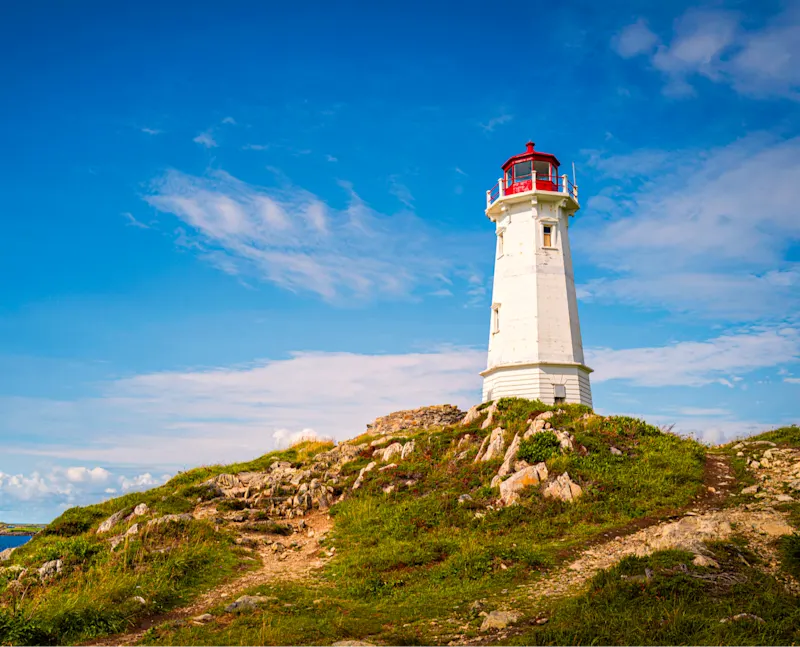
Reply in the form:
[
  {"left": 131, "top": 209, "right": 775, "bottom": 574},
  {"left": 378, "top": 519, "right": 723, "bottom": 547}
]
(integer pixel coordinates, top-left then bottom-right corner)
[
  {"left": 610, "top": 446, "right": 623, "bottom": 456},
  {"left": 496, "top": 433, "right": 521, "bottom": 479},
  {"left": 720, "top": 613, "right": 765, "bottom": 624},
  {"left": 692, "top": 554, "right": 720, "bottom": 568},
  {"left": 224, "top": 594, "right": 274, "bottom": 613},
  {"left": 352, "top": 461, "right": 376, "bottom": 490},
  {"left": 476, "top": 427, "right": 506, "bottom": 462},
  {"left": 461, "top": 405, "right": 483, "bottom": 426},
  {"left": 146, "top": 513, "right": 193, "bottom": 528},
  {"left": 400, "top": 440, "right": 416, "bottom": 460},
  {"left": 480, "top": 402, "right": 498, "bottom": 430},
  {"left": 98, "top": 509, "right": 128, "bottom": 534},
  {"left": 741, "top": 485, "right": 760, "bottom": 495},
  {"left": 131, "top": 503, "right": 149, "bottom": 517},
  {"left": 0, "top": 547, "right": 15, "bottom": 562},
  {"left": 458, "top": 494, "right": 473, "bottom": 504},
  {"left": 499, "top": 463, "right": 548, "bottom": 505},
  {"left": 192, "top": 613, "right": 215, "bottom": 624},
  {"left": 374, "top": 442, "right": 403, "bottom": 462},
  {"left": 480, "top": 610, "right": 520, "bottom": 631},
  {"left": 125, "top": 523, "right": 139, "bottom": 537},
  {"left": 131, "top": 595, "right": 147, "bottom": 604},
  {"left": 543, "top": 472, "right": 583, "bottom": 502},
  {"left": 38, "top": 559, "right": 63, "bottom": 580}
]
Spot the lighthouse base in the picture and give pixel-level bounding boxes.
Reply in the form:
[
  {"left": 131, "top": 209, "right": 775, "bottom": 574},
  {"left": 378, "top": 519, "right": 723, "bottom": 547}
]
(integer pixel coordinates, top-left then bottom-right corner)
[{"left": 481, "top": 362, "right": 593, "bottom": 408}]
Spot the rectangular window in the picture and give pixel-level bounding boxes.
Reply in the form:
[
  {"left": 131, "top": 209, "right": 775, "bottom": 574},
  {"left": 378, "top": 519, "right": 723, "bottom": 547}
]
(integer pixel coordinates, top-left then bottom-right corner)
[
  {"left": 513, "top": 160, "right": 532, "bottom": 181},
  {"left": 497, "top": 231, "right": 504, "bottom": 257},
  {"left": 535, "top": 160, "right": 551, "bottom": 179},
  {"left": 491, "top": 305, "right": 500, "bottom": 334},
  {"left": 543, "top": 224, "right": 553, "bottom": 247}
]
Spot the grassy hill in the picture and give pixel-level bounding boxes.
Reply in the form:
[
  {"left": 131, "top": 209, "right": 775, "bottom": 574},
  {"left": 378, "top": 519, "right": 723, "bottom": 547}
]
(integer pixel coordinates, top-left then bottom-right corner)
[{"left": 1, "top": 398, "right": 798, "bottom": 646}]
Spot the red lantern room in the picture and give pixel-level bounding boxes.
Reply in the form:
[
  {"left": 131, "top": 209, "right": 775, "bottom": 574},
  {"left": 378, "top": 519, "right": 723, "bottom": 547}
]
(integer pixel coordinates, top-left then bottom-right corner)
[
  {"left": 503, "top": 141, "right": 560, "bottom": 194},
  {"left": 486, "top": 141, "right": 578, "bottom": 209}
]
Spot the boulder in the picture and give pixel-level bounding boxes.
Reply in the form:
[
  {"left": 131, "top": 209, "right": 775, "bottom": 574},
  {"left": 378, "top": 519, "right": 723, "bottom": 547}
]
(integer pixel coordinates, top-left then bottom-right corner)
[
  {"left": 496, "top": 434, "right": 521, "bottom": 479},
  {"left": 499, "top": 463, "right": 548, "bottom": 505},
  {"left": 98, "top": 509, "right": 128, "bottom": 534},
  {"left": 480, "top": 610, "right": 520, "bottom": 631},
  {"left": 477, "top": 427, "right": 506, "bottom": 462},
  {"left": 0, "top": 547, "right": 15, "bottom": 562},
  {"left": 400, "top": 440, "right": 416, "bottom": 460},
  {"left": 125, "top": 523, "right": 139, "bottom": 537},
  {"left": 741, "top": 485, "right": 759, "bottom": 495},
  {"left": 610, "top": 446, "right": 623, "bottom": 456},
  {"left": 192, "top": 613, "right": 215, "bottom": 624},
  {"left": 543, "top": 472, "right": 583, "bottom": 503},
  {"left": 352, "top": 462, "right": 376, "bottom": 490},
  {"left": 224, "top": 595, "right": 275, "bottom": 613},
  {"left": 480, "top": 402, "right": 498, "bottom": 430},
  {"left": 131, "top": 503, "right": 149, "bottom": 517},
  {"left": 38, "top": 559, "right": 63, "bottom": 580},
  {"left": 146, "top": 513, "right": 193, "bottom": 528},
  {"left": 461, "top": 405, "right": 482, "bottom": 426},
  {"left": 648, "top": 516, "right": 733, "bottom": 553},
  {"left": 374, "top": 443, "right": 403, "bottom": 462}
]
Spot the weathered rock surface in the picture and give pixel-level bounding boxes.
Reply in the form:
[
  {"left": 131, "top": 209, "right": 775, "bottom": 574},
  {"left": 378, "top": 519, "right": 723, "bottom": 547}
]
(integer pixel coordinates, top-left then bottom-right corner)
[
  {"left": 146, "top": 513, "right": 193, "bottom": 528},
  {"left": 0, "top": 547, "right": 15, "bottom": 562},
  {"left": 374, "top": 442, "right": 403, "bottom": 462},
  {"left": 543, "top": 472, "right": 583, "bottom": 502},
  {"left": 475, "top": 427, "right": 506, "bottom": 463},
  {"left": 224, "top": 595, "right": 275, "bottom": 613},
  {"left": 480, "top": 610, "right": 520, "bottom": 631},
  {"left": 98, "top": 509, "right": 128, "bottom": 534},
  {"left": 480, "top": 402, "right": 499, "bottom": 430},
  {"left": 499, "top": 463, "right": 548, "bottom": 505},
  {"left": 38, "top": 559, "right": 63, "bottom": 580},
  {"left": 366, "top": 404, "right": 464, "bottom": 437},
  {"left": 352, "top": 462, "right": 376, "bottom": 490}
]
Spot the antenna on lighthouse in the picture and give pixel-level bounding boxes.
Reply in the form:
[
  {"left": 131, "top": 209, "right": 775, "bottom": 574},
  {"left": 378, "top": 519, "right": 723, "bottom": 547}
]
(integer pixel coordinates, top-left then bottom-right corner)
[{"left": 572, "top": 161, "right": 577, "bottom": 187}]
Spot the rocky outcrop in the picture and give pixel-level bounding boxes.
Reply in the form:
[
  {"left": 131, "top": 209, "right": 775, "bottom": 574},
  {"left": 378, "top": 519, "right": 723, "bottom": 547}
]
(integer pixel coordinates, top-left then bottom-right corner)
[
  {"left": 480, "top": 402, "right": 499, "bottom": 430},
  {"left": 475, "top": 427, "right": 505, "bottom": 462},
  {"left": 0, "top": 547, "right": 15, "bottom": 562},
  {"left": 366, "top": 405, "right": 464, "bottom": 437},
  {"left": 38, "top": 559, "right": 62, "bottom": 580},
  {"left": 543, "top": 472, "right": 583, "bottom": 502},
  {"left": 98, "top": 509, "right": 128, "bottom": 534},
  {"left": 499, "top": 463, "right": 549, "bottom": 505},
  {"left": 146, "top": 513, "right": 193, "bottom": 528},
  {"left": 352, "top": 462, "right": 376, "bottom": 490}
]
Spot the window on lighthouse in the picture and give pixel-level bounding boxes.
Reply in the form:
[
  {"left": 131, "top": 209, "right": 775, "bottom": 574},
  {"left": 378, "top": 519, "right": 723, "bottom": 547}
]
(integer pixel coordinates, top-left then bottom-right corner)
[
  {"left": 543, "top": 225, "right": 553, "bottom": 248},
  {"left": 513, "top": 161, "right": 532, "bottom": 182},
  {"left": 497, "top": 231, "right": 504, "bottom": 257},
  {"left": 491, "top": 305, "right": 500, "bottom": 334}
]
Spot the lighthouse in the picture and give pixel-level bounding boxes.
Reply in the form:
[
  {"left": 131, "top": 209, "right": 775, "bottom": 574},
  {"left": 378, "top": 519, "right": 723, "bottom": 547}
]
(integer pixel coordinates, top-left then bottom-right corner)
[{"left": 481, "top": 141, "right": 593, "bottom": 407}]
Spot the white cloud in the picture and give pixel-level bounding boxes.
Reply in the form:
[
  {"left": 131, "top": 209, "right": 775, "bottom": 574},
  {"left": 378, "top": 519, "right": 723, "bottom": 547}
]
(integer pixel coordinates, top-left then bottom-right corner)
[
  {"left": 272, "top": 428, "right": 331, "bottom": 448},
  {"left": 613, "top": 19, "right": 659, "bottom": 58},
  {"left": 480, "top": 114, "right": 513, "bottom": 132},
  {"left": 3, "top": 349, "right": 485, "bottom": 469},
  {"left": 614, "top": 5, "right": 800, "bottom": 99},
  {"left": 144, "top": 170, "right": 480, "bottom": 302},
  {"left": 119, "top": 473, "right": 170, "bottom": 492},
  {"left": 578, "top": 134, "right": 800, "bottom": 319},
  {"left": 587, "top": 326, "right": 800, "bottom": 387},
  {"left": 141, "top": 127, "right": 162, "bottom": 135},
  {"left": 222, "top": 117, "right": 237, "bottom": 125},
  {"left": 122, "top": 212, "right": 150, "bottom": 229},
  {"left": 193, "top": 131, "right": 218, "bottom": 148},
  {"left": 785, "top": 377, "right": 800, "bottom": 384},
  {"left": 65, "top": 466, "right": 111, "bottom": 483}
]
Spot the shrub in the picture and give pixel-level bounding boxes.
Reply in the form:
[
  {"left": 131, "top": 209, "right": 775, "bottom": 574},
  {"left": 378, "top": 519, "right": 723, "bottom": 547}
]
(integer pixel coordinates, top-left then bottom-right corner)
[
  {"left": 41, "top": 507, "right": 105, "bottom": 537},
  {"left": 216, "top": 499, "right": 249, "bottom": 512},
  {"left": 179, "top": 484, "right": 220, "bottom": 501},
  {"left": 518, "top": 431, "right": 561, "bottom": 464}
]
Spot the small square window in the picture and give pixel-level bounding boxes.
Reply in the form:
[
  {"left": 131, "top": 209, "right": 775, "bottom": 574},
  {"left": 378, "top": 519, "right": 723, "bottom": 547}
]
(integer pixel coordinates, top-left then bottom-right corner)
[
  {"left": 543, "top": 225, "right": 553, "bottom": 248},
  {"left": 497, "top": 231, "right": 504, "bottom": 257},
  {"left": 491, "top": 305, "right": 500, "bottom": 334}
]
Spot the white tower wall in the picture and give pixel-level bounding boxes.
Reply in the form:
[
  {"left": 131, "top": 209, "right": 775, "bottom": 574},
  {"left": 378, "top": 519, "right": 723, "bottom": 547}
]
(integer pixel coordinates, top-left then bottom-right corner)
[{"left": 481, "top": 184, "right": 592, "bottom": 407}]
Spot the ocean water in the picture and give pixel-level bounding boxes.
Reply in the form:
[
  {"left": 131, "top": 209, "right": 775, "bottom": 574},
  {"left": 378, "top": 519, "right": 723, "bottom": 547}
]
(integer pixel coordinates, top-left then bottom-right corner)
[{"left": 0, "top": 535, "right": 31, "bottom": 550}]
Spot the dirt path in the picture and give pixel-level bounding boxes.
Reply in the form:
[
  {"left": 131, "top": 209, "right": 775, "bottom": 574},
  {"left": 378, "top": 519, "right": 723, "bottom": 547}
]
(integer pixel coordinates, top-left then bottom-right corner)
[
  {"left": 443, "top": 444, "right": 799, "bottom": 645},
  {"left": 86, "top": 511, "right": 333, "bottom": 646}
]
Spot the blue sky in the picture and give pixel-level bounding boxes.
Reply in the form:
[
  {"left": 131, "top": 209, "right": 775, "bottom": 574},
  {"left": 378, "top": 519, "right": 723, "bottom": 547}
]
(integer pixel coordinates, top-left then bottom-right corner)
[{"left": 1, "top": 0, "right": 799, "bottom": 522}]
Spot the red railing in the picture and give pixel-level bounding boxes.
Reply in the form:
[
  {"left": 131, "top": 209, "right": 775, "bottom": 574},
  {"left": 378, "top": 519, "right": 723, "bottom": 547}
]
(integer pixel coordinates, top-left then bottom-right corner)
[{"left": 486, "top": 174, "right": 578, "bottom": 207}]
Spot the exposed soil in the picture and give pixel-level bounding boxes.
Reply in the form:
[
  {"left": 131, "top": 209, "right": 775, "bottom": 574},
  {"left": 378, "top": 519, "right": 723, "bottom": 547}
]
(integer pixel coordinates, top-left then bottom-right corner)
[{"left": 85, "top": 511, "right": 333, "bottom": 646}]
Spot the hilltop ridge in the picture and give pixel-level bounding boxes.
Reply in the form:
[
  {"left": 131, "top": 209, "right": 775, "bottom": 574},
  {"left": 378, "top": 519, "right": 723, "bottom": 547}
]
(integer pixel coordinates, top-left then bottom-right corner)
[{"left": 1, "top": 399, "right": 799, "bottom": 646}]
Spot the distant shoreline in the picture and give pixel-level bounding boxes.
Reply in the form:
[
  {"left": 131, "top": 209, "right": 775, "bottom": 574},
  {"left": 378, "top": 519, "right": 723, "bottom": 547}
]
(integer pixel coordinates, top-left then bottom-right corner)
[{"left": 0, "top": 531, "right": 38, "bottom": 537}]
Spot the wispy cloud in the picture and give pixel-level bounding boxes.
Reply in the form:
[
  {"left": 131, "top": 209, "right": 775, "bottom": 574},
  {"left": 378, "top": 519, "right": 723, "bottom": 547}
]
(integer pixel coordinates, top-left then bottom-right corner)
[
  {"left": 222, "top": 116, "right": 237, "bottom": 125},
  {"left": 480, "top": 114, "right": 513, "bottom": 132},
  {"left": 613, "top": 5, "right": 800, "bottom": 99},
  {"left": 577, "top": 133, "right": 800, "bottom": 319},
  {"left": 121, "top": 212, "right": 150, "bottom": 229},
  {"left": 144, "top": 169, "right": 482, "bottom": 302},
  {"left": 140, "top": 127, "right": 162, "bottom": 135},
  {"left": 193, "top": 131, "right": 218, "bottom": 148},
  {"left": 588, "top": 326, "right": 800, "bottom": 387}
]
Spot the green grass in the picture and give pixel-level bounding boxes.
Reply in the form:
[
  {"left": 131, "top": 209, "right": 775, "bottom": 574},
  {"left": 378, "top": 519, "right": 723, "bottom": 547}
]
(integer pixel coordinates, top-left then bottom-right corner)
[
  {"left": 134, "top": 404, "right": 709, "bottom": 646},
  {"left": 507, "top": 543, "right": 800, "bottom": 646}
]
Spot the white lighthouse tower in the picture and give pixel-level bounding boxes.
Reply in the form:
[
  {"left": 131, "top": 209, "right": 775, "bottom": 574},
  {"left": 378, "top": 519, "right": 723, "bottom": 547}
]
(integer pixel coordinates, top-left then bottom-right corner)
[{"left": 481, "top": 141, "right": 593, "bottom": 407}]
